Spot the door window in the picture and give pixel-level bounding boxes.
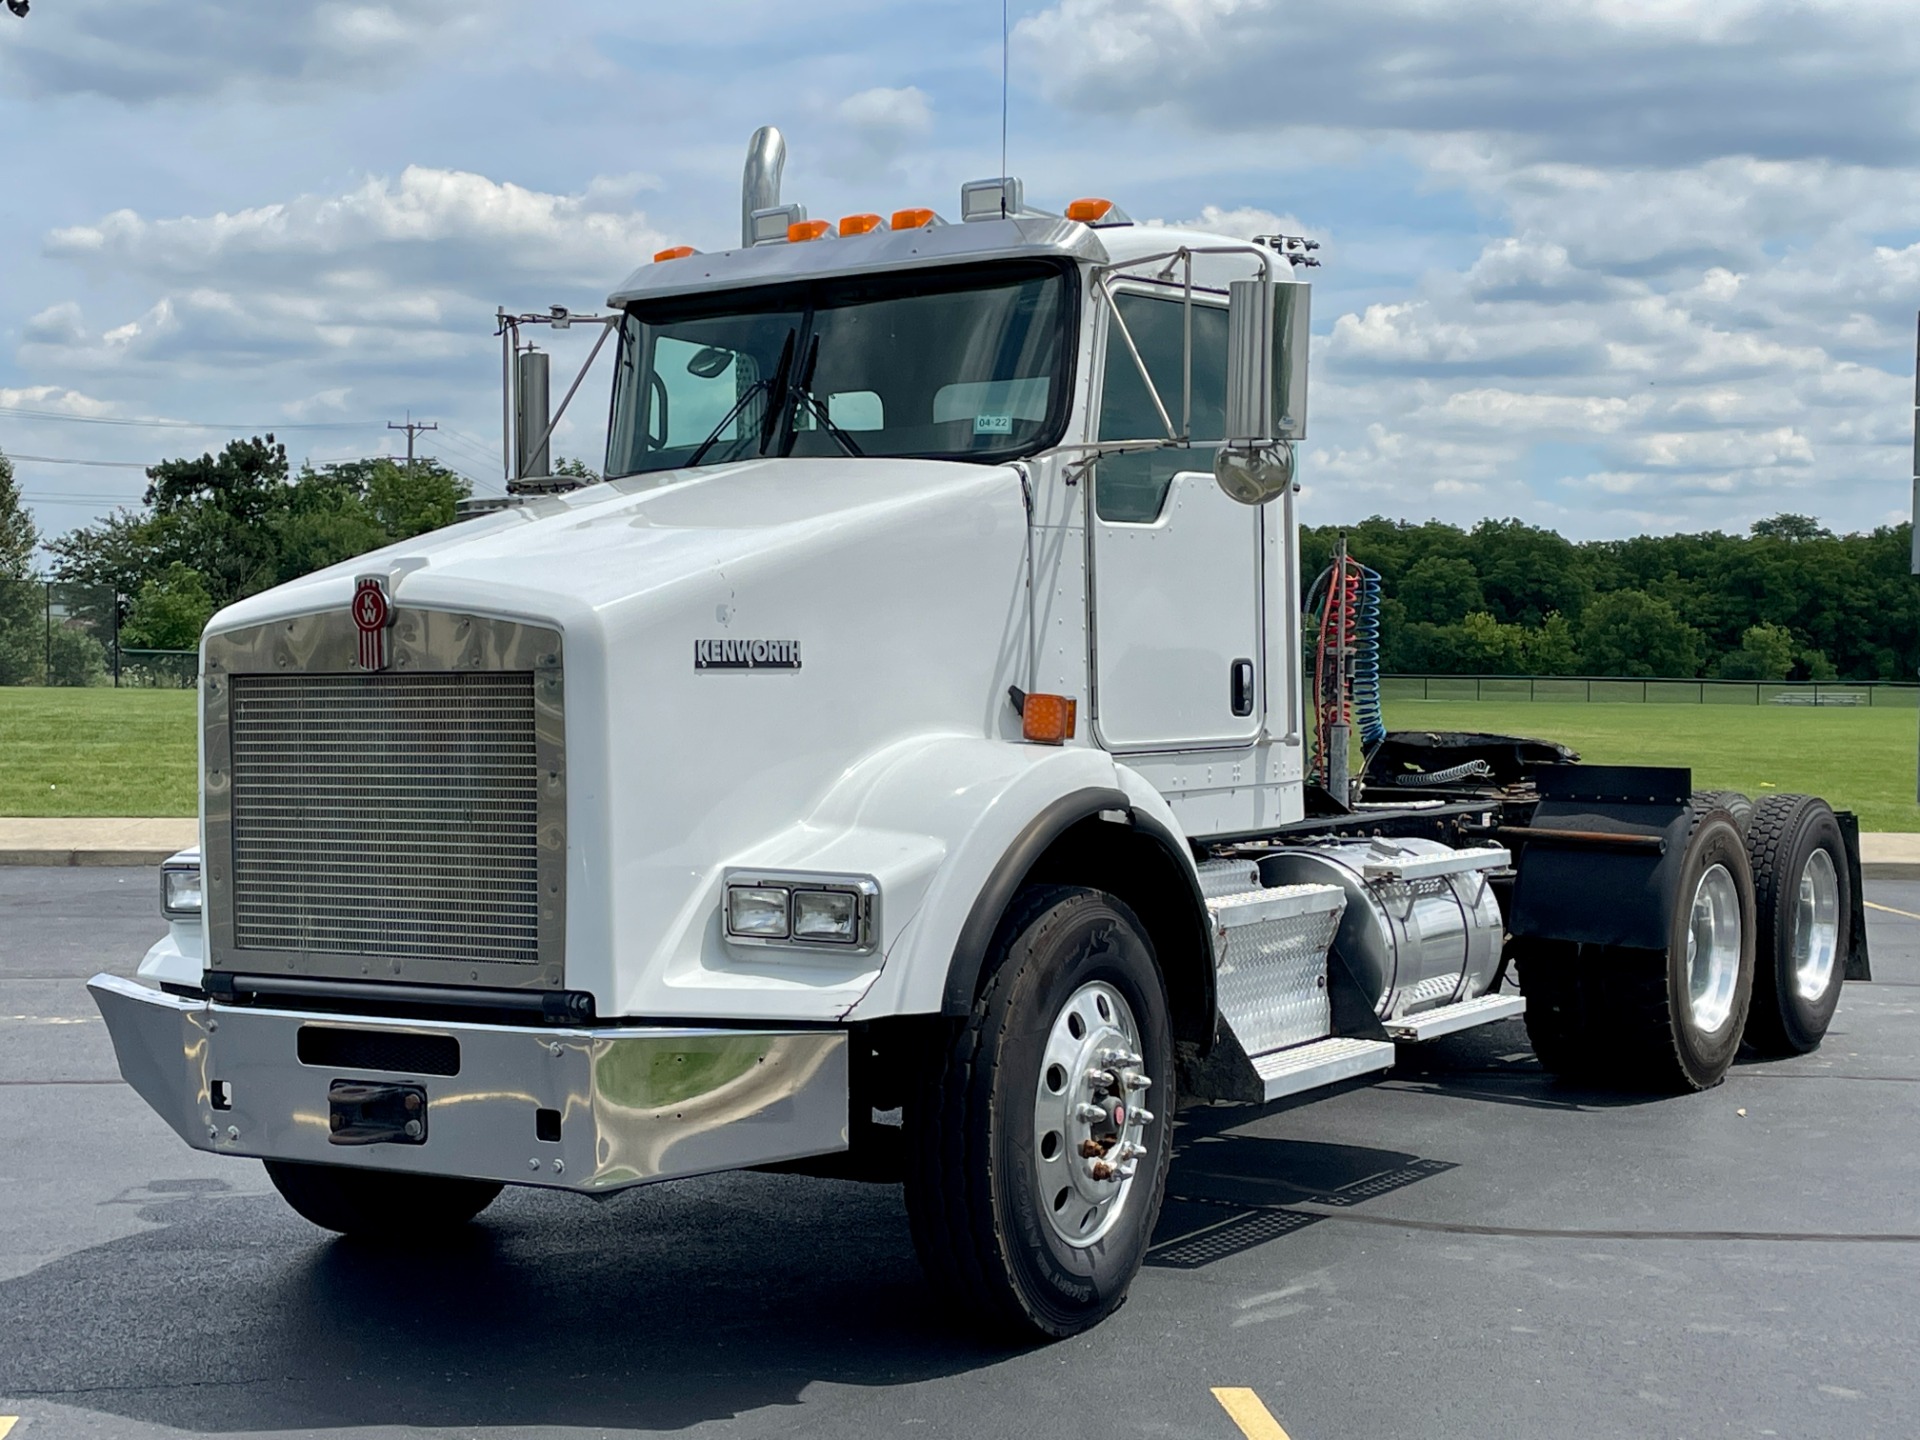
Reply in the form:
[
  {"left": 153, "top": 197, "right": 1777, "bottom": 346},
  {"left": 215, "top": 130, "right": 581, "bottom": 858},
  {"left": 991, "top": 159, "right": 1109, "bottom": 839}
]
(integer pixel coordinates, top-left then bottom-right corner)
[{"left": 1094, "top": 294, "right": 1230, "bottom": 523}]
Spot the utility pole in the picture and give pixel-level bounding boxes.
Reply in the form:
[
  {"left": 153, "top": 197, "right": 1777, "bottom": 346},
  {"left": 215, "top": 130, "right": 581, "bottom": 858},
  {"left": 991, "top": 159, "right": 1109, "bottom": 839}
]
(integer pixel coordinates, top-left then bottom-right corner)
[{"left": 388, "top": 415, "right": 438, "bottom": 469}]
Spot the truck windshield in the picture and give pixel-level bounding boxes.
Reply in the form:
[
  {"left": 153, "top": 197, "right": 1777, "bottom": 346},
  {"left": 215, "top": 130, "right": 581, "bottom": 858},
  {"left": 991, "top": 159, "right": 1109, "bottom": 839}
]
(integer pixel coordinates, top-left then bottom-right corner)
[{"left": 605, "top": 260, "right": 1074, "bottom": 477}]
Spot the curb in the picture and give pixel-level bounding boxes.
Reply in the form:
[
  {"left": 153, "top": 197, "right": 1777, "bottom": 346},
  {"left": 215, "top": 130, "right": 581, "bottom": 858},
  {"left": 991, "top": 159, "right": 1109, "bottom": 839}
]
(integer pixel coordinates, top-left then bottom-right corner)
[
  {"left": 0, "top": 847, "right": 189, "bottom": 867},
  {"left": 1862, "top": 861, "right": 1920, "bottom": 881}
]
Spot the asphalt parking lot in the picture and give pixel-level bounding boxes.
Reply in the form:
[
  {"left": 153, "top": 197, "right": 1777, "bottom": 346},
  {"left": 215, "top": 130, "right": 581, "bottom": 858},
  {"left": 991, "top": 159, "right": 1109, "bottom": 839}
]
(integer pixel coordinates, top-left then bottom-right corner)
[{"left": 1, "top": 868, "right": 1915, "bottom": 1440}]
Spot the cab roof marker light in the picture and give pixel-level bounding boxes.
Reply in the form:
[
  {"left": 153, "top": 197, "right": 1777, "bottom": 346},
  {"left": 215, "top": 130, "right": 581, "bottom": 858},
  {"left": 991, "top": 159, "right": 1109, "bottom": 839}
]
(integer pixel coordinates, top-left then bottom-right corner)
[
  {"left": 749, "top": 204, "right": 807, "bottom": 245},
  {"left": 1066, "top": 197, "right": 1133, "bottom": 227},
  {"left": 839, "top": 212, "right": 884, "bottom": 236},
  {"left": 889, "top": 207, "right": 944, "bottom": 230},
  {"left": 653, "top": 245, "right": 697, "bottom": 262},
  {"left": 788, "top": 219, "right": 835, "bottom": 242}
]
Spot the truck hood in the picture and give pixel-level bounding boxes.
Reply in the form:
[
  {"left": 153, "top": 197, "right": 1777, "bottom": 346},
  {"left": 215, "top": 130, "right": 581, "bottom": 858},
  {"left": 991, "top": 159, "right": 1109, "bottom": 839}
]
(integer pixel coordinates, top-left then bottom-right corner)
[{"left": 207, "top": 457, "right": 1023, "bottom": 634}]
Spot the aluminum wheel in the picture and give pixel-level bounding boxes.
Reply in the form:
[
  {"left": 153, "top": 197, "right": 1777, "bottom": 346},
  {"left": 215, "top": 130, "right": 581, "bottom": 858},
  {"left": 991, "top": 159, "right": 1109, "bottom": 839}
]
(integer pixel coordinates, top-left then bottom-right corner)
[
  {"left": 1686, "top": 863, "right": 1742, "bottom": 1035},
  {"left": 1791, "top": 847, "right": 1842, "bottom": 1002},
  {"left": 1031, "top": 979, "right": 1155, "bottom": 1249}
]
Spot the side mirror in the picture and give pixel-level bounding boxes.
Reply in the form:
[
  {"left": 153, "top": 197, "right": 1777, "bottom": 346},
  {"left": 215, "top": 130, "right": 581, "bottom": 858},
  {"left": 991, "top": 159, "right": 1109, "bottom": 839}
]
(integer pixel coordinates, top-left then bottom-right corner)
[{"left": 1217, "top": 276, "right": 1310, "bottom": 505}]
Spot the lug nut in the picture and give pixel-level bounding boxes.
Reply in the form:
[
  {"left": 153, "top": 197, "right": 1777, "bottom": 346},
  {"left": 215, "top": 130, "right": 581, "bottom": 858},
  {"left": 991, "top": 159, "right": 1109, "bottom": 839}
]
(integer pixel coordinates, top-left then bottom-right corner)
[
  {"left": 1079, "top": 1138, "right": 1107, "bottom": 1158},
  {"left": 1075, "top": 1103, "right": 1107, "bottom": 1123},
  {"left": 1121, "top": 1070, "right": 1152, "bottom": 1092},
  {"left": 1131, "top": 1107, "right": 1156, "bottom": 1127},
  {"left": 1090, "top": 1160, "right": 1116, "bottom": 1181}
]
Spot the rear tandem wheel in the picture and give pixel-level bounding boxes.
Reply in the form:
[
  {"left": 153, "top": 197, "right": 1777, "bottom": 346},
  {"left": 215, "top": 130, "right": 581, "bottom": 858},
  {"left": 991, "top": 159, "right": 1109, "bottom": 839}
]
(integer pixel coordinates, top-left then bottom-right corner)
[{"left": 1520, "top": 798, "right": 1758, "bottom": 1092}]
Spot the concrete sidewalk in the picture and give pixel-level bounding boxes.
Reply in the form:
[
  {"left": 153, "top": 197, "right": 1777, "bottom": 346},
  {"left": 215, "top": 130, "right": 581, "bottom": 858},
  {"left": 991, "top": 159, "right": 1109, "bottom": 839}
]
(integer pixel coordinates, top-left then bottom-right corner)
[
  {"left": 0, "top": 818, "right": 198, "bottom": 867},
  {"left": 4, "top": 817, "right": 1920, "bottom": 878}
]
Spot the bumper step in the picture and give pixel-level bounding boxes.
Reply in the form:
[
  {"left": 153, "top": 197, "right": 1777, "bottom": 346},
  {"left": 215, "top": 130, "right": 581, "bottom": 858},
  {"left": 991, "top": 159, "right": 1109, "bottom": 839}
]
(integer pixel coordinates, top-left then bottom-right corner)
[
  {"left": 1384, "top": 993, "right": 1526, "bottom": 1042},
  {"left": 1250, "top": 1037, "right": 1396, "bottom": 1102}
]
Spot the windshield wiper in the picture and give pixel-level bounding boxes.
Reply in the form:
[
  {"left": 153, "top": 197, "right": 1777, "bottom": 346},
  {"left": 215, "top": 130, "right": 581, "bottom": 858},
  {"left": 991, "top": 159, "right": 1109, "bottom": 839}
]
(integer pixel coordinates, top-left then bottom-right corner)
[
  {"left": 782, "top": 335, "right": 865, "bottom": 459},
  {"left": 684, "top": 327, "right": 797, "bottom": 469}
]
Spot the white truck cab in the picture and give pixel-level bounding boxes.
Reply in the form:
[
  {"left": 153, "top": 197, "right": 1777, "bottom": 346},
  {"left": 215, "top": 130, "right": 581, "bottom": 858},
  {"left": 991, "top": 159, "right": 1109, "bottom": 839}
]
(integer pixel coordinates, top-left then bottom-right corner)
[{"left": 93, "top": 129, "right": 1868, "bottom": 1340}]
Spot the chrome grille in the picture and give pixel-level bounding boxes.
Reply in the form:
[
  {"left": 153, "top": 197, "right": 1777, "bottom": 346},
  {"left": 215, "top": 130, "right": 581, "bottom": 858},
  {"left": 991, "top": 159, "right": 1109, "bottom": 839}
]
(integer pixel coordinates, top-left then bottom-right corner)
[{"left": 228, "top": 672, "right": 541, "bottom": 965}]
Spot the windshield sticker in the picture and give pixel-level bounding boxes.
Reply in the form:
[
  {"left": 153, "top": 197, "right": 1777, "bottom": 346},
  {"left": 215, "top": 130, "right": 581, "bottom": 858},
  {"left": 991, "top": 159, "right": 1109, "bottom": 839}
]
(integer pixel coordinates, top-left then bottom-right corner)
[
  {"left": 695, "top": 638, "right": 802, "bottom": 671},
  {"left": 973, "top": 414, "right": 1014, "bottom": 435}
]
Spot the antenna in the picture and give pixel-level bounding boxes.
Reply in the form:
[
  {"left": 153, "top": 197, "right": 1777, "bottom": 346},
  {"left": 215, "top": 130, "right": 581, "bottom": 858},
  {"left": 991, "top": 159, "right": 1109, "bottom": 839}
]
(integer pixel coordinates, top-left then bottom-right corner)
[{"left": 1000, "top": 0, "right": 1010, "bottom": 213}]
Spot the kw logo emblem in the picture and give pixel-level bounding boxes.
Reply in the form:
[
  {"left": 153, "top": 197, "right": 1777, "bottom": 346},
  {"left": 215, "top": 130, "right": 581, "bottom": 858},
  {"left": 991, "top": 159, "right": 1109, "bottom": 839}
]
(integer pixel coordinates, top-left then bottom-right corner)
[{"left": 353, "top": 575, "right": 394, "bottom": 671}]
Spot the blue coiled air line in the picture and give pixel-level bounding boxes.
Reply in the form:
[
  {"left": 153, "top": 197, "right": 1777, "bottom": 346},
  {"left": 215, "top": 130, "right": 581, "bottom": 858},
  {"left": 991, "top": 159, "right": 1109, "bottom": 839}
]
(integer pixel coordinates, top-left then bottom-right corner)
[{"left": 1352, "top": 564, "right": 1386, "bottom": 751}]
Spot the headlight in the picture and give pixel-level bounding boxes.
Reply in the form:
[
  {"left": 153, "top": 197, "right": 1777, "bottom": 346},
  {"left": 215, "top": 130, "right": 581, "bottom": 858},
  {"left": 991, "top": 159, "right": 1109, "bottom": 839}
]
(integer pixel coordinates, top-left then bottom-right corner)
[
  {"left": 723, "top": 872, "right": 878, "bottom": 953},
  {"left": 161, "top": 861, "right": 203, "bottom": 920},
  {"left": 726, "top": 886, "right": 791, "bottom": 939},
  {"left": 793, "top": 889, "right": 858, "bottom": 943}
]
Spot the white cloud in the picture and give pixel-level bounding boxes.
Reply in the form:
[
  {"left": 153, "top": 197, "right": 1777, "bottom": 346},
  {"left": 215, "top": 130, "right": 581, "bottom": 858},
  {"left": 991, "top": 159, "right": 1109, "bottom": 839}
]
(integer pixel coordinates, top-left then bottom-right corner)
[
  {"left": 1018, "top": 0, "right": 1920, "bottom": 167},
  {"left": 1, "top": 0, "right": 510, "bottom": 102},
  {"left": 836, "top": 85, "right": 933, "bottom": 137}
]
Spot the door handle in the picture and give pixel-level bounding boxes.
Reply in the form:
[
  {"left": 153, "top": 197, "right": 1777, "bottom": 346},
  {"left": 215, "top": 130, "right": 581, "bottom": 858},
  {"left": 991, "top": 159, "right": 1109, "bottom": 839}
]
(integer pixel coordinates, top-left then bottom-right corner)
[{"left": 1230, "top": 658, "right": 1255, "bottom": 717}]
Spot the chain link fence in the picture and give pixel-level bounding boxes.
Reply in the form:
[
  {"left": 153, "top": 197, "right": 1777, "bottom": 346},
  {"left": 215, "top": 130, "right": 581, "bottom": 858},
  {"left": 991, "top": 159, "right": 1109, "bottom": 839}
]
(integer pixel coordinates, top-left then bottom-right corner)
[
  {"left": 1386, "top": 674, "right": 1920, "bottom": 708},
  {"left": 0, "top": 579, "right": 198, "bottom": 689}
]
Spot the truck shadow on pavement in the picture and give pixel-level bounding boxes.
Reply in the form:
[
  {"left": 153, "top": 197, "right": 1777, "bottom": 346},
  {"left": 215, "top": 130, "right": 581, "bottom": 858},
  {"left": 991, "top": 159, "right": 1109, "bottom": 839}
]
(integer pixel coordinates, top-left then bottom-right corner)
[{"left": 1, "top": 1029, "right": 1578, "bottom": 1433}]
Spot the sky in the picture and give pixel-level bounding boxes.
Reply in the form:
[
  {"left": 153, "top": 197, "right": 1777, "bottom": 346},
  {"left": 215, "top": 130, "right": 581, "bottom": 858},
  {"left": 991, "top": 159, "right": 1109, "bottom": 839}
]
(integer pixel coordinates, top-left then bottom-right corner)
[{"left": 2, "top": 0, "right": 1918, "bottom": 558}]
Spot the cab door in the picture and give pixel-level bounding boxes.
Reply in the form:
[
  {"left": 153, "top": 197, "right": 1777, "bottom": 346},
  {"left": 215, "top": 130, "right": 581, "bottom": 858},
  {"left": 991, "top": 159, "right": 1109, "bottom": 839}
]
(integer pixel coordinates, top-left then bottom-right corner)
[{"left": 1088, "top": 291, "right": 1265, "bottom": 752}]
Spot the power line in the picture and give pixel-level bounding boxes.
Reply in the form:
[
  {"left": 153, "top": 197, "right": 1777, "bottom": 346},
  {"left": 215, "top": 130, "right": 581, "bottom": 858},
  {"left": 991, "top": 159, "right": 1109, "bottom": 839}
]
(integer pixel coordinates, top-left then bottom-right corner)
[
  {"left": 0, "top": 404, "right": 386, "bottom": 432},
  {"left": 6, "top": 453, "right": 152, "bottom": 469}
]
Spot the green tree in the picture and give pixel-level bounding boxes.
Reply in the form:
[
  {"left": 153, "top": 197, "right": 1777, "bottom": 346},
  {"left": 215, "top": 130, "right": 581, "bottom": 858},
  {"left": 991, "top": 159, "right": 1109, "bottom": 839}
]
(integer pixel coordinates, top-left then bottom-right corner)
[
  {"left": 47, "top": 440, "right": 471, "bottom": 626},
  {"left": 121, "top": 563, "right": 215, "bottom": 651},
  {"left": 1711, "top": 623, "right": 1797, "bottom": 680},
  {"left": 1398, "top": 556, "right": 1483, "bottom": 625},
  {"left": 1750, "top": 514, "right": 1833, "bottom": 542},
  {"left": 1521, "top": 612, "right": 1581, "bottom": 675},
  {"left": 45, "top": 626, "right": 104, "bottom": 686},
  {"left": 0, "top": 448, "right": 36, "bottom": 577},
  {"left": 0, "top": 449, "right": 45, "bottom": 684},
  {"left": 1579, "top": 590, "right": 1705, "bottom": 677},
  {"left": 365, "top": 457, "right": 467, "bottom": 538}
]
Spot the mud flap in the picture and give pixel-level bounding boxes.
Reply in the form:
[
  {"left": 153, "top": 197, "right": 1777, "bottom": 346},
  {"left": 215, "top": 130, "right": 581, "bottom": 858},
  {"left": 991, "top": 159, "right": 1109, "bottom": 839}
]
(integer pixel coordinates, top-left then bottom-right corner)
[
  {"left": 1508, "top": 765, "right": 1694, "bottom": 950},
  {"left": 1837, "top": 810, "right": 1873, "bottom": 981}
]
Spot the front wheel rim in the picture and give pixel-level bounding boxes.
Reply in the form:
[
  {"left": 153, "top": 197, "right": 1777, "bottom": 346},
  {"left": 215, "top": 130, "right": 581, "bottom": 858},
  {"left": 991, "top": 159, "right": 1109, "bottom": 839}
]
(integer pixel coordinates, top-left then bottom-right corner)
[
  {"left": 1686, "top": 863, "right": 1742, "bottom": 1035},
  {"left": 1032, "top": 979, "right": 1155, "bottom": 1249},
  {"left": 1792, "top": 847, "right": 1842, "bottom": 1002}
]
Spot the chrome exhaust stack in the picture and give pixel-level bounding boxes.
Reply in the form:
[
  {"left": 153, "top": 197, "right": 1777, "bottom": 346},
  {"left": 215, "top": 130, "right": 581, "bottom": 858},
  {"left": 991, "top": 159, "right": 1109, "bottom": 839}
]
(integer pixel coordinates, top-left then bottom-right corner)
[{"left": 741, "top": 125, "right": 787, "bottom": 249}]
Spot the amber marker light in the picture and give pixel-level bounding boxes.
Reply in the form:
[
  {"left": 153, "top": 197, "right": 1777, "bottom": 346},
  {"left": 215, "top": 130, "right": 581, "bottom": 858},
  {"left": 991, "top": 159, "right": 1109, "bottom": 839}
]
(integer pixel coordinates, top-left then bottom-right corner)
[
  {"left": 1021, "top": 693, "right": 1078, "bottom": 745},
  {"left": 840, "top": 213, "right": 884, "bottom": 236},
  {"left": 890, "top": 207, "right": 937, "bottom": 231},
  {"left": 653, "top": 245, "right": 696, "bottom": 262},
  {"left": 788, "top": 219, "right": 834, "bottom": 242},
  {"left": 1066, "top": 198, "right": 1115, "bottom": 224}
]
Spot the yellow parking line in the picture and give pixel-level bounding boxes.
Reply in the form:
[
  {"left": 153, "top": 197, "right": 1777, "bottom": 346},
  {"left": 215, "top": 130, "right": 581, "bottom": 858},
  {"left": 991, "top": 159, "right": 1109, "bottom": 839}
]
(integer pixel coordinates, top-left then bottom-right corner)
[
  {"left": 1212, "top": 1387, "right": 1293, "bottom": 1440},
  {"left": 1865, "top": 900, "right": 1920, "bottom": 921},
  {"left": 0, "top": 1416, "right": 18, "bottom": 1438}
]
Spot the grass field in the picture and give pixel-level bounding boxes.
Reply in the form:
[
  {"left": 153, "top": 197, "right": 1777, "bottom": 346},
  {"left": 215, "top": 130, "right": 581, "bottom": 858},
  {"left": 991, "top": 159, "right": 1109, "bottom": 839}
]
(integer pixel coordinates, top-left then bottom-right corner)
[
  {"left": 1387, "top": 700, "right": 1920, "bottom": 831},
  {"left": 1, "top": 688, "right": 1915, "bottom": 831},
  {"left": 0, "top": 689, "right": 197, "bottom": 817}
]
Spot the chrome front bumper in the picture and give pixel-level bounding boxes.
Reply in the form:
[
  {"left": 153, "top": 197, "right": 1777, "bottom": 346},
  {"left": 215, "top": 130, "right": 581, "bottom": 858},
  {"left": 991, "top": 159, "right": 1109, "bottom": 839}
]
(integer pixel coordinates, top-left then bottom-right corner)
[{"left": 88, "top": 974, "right": 849, "bottom": 1192}]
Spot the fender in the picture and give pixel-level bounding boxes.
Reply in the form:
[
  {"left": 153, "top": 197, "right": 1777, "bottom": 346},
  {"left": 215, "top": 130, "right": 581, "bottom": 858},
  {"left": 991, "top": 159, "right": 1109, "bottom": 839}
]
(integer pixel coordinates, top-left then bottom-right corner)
[{"left": 838, "top": 750, "right": 1210, "bottom": 1032}]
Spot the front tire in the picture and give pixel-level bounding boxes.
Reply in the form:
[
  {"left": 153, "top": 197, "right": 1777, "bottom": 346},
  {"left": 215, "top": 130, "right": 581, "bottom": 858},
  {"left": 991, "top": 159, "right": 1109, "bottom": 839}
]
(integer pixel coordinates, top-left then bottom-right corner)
[
  {"left": 1742, "top": 794, "right": 1850, "bottom": 1055},
  {"left": 264, "top": 1159, "right": 502, "bottom": 1239},
  {"left": 904, "top": 885, "right": 1175, "bottom": 1341}
]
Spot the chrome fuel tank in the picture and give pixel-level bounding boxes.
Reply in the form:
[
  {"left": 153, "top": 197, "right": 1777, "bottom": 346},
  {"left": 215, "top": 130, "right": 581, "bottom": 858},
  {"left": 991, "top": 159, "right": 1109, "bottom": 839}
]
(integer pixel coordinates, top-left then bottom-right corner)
[{"left": 1256, "top": 839, "right": 1507, "bottom": 1020}]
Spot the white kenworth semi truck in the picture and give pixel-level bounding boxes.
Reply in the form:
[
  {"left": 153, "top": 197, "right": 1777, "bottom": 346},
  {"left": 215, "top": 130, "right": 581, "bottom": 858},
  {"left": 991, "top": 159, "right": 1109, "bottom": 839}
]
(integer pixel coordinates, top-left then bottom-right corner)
[{"left": 93, "top": 130, "right": 1870, "bottom": 1341}]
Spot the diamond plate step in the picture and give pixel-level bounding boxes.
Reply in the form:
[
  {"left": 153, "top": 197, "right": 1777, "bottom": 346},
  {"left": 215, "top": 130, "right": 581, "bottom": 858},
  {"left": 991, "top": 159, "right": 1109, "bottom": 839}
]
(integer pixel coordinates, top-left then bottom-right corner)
[
  {"left": 1250, "top": 1037, "right": 1396, "bottom": 1102},
  {"left": 1207, "top": 884, "right": 1345, "bottom": 1057},
  {"left": 1384, "top": 993, "right": 1526, "bottom": 1042}
]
